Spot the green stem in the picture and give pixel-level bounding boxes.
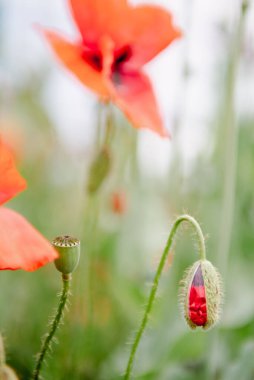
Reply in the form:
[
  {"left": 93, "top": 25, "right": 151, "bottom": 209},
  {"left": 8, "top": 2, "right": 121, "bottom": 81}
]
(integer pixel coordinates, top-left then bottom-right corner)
[
  {"left": 207, "top": 3, "right": 248, "bottom": 379},
  {"left": 32, "top": 275, "right": 71, "bottom": 380},
  {"left": 124, "top": 214, "right": 206, "bottom": 380},
  {"left": 86, "top": 196, "right": 100, "bottom": 324},
  {"left": 104, "top": 102, "right": 114, "bottom": 147},
  {"left": 217, "top": 0, "right": 248, "bottom": 276},
  {"left": 85, "top": 102, "right": 114, "bottom": 323}
]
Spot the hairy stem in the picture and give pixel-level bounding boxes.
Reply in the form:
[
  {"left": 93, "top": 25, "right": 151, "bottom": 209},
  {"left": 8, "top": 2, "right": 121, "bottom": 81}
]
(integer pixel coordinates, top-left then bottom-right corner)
[
  {"left": 124, "top": 214, "right": 206, "bottom": 380},
  {"left": 32, "top": 275, "right": 71, "bottom": 380}
]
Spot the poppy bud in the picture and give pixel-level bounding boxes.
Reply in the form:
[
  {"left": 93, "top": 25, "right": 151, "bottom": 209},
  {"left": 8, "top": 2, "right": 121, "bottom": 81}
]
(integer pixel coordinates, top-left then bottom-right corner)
[
  {"left": 1, "top": 365, "right": 19, "bottom": 380},
  {"left": 52, "top": 236, "right": 80, "bottom": 276},
  {"left": 87, "top": 147, "right": 111, "bottom": 194},
  {"left": 179, "top": 260, "right": 223, "bottom": 330}
]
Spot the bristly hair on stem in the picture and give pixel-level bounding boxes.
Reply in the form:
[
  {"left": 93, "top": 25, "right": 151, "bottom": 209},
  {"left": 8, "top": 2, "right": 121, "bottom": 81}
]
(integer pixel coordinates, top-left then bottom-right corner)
[{"left": 32, "top": 275, "right": 71, "bottom": 380}]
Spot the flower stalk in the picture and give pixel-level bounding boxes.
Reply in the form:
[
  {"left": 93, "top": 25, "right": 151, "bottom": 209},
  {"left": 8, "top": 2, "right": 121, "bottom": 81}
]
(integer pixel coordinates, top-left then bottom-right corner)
[
  {"left": 33, "top": 236, "right": 80, "bottom": 380},
  {"left": 32, "top": 275, "right": 71, "bottom": 380},
  {"left": 124, "top": 214, "right": 207, "bottom": 380}
]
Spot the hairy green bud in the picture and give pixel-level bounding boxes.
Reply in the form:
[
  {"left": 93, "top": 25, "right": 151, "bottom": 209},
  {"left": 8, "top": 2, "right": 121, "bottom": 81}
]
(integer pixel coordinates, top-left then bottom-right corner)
[{"left": 179, "top": 259, "right": 223, "bottom": 330}]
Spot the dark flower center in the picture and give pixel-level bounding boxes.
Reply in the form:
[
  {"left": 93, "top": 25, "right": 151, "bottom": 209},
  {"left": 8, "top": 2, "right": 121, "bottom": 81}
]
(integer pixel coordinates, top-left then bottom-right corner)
[
  {"left": 81, "top": 45, "right": 132, "bottom": 75},
  {"left": 112, "top": 45, "right": 132, "bottom": 72},
  {"left": 82, "top": 49, "right": 103, "bottom": 71}
]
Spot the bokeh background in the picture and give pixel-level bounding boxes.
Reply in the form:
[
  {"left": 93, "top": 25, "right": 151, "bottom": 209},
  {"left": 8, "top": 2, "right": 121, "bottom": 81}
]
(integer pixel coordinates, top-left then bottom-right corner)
[{"left": 0, "top": 0, "right": 254, "bottom": 379}]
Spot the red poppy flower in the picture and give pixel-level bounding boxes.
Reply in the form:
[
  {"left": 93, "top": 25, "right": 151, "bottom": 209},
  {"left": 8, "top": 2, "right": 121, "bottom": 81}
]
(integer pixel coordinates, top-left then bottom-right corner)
[
  {"left": 0, "top": 140, "right": 58, "bottom": 271},
  {"left": 41, "top": 0, "right": 181, "bottom": 136}
]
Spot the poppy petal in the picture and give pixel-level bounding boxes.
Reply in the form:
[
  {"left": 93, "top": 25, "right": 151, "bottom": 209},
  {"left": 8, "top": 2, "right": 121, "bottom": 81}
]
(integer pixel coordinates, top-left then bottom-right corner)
[
  {"left": 0, "top": 208, "right": 58, "bottom": 271},
  {"left": 110, "top": 71, "right": 168, "bottom": 137},
  {"left": 42, "top": 29, "right": 109, "bottom": 98},
  {"left": 69, "top": 0, "right": 181, "bottom": 66},
  {"left": 127, "top": 6, "right": 182, "bottom": 67},
  {"left": 69, "top": 0, "right": 128, "bottom": 46},
  {"left": 0, "top": 140, "right": 26, "bottom": 206}
]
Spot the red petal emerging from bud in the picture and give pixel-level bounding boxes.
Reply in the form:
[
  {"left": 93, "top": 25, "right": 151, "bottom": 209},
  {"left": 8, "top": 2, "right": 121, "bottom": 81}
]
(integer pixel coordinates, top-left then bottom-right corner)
[
  {"left": 180, "top": 259, "right": 223, "bottom": 330},
  {"left": 188, "top": 264, "right": 207, "bottom": 327}
]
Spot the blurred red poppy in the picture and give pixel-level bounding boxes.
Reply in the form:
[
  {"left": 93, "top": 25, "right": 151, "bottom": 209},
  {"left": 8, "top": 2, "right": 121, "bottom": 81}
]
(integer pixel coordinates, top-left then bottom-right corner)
[
  {"left": 41, "top": 0, "right": 181, "bottom": 136},
  {"left": 111, "top": 191, "right": 127, "bottom": 215},
  {"left": 0, "top": 140, "right": 58, "bottom": 271}
]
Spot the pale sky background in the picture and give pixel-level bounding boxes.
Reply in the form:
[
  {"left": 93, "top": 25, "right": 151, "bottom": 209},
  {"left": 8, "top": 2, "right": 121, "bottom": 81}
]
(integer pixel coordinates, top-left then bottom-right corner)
[{"left": 0, "top": 0, "right": 253, "bottom": 177}]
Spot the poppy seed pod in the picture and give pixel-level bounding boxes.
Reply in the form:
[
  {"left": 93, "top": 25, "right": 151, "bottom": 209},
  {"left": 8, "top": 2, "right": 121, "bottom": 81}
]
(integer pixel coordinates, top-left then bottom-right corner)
[
  {"left": 52, "top": 236, "right": 80, "bottom": 276},
  {"left": 179, "top": 260, "right": 223, "bottom": 330}
]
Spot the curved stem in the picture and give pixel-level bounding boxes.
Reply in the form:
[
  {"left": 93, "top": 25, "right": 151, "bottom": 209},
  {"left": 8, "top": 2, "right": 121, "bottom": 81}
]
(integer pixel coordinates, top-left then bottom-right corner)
[
  {"left": 124, "top": 214, "right": 206, "bottom": 380},
  {"left": 32, "top": 275, "right": 71, "bottom": 380}
]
